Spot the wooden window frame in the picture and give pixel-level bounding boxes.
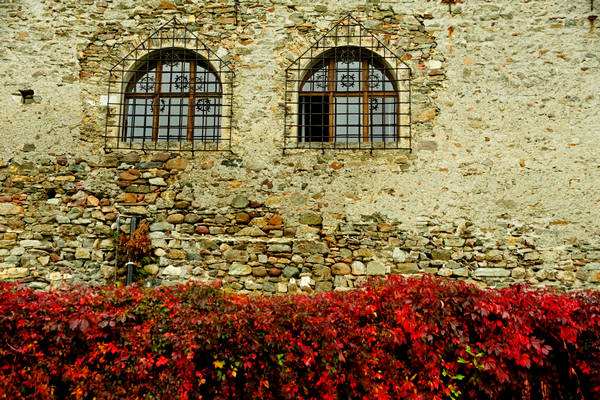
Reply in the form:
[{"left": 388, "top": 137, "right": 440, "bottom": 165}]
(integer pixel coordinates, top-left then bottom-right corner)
[
  {"left": 122, "top": 50, "right": 222, "bottom": 144},
  {"left": 298, "top": 54, "right": 399, "bottom": 143}
]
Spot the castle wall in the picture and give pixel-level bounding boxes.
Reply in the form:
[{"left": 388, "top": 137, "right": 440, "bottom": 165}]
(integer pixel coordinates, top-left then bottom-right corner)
[{"left": 0, "top": 0, "right": 599, "bottom": 291}]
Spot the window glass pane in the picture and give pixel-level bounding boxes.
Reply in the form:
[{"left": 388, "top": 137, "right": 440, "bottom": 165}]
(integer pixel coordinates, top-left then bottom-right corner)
[
  {"left": 130, "top": 67, "right": 157, "bottom": 94},
  {"left": 157, "top": 97, "right": 189, "bottom": 141},
  {"left": 195, "top": 64, "right": 221, "bottom": 93},
  {"left": 335, "top": 61, "right": 361, "bottom": 91},
  {"left": 193, "top": 97, "right": 222, "bottom": 142},
  {"left": 335, "top": 97, "right": 361, "bottom": 142},
  {"left": 369, "top": 97, "right": 397, "bottom": 142},
  {"left": 299, "top": 96, "right": 329, "bottom": 142},
  {"left": 161, "top": 61, "right": 191, "bottom": 93},
  {"left": 301, "top": 64, "right": 328, "bottom": 92},
  {"left": 125, "top": 98, "right": 153, "bottom": 141}
]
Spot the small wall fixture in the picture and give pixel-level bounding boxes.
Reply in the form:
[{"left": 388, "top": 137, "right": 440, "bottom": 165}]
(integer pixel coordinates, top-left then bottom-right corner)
[{"left": 18, "top": 89, "right": 34, "bottom": 104}]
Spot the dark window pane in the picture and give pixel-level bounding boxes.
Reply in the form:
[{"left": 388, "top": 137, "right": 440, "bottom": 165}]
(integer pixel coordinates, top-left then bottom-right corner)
[{"left": 299, "top": 96, "right": 329, "bottom": 142}]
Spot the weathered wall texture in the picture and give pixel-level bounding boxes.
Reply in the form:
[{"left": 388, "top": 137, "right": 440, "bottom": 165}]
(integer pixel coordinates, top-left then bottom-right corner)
[{"left": 0, "top": 0, "right": 599, "bottom": 291}]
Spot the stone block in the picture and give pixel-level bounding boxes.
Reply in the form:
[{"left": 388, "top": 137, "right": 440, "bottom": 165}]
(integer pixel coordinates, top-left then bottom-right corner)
[
  {"left": 392, "top": 248, "right": 407, "bottom": 262},
  {"left": 473, "top": 268, "right": 510, "bottom": 277},
  {"left": 149, "top": 177, "right": 167, "bottom": 186},
  {"left": 293, "top": 241, "right": 329, "bottom": 255},
  {"left": 223, "top": 249, "right": 249, "bottom": 263},
  {"left": 166, "top": 213, "right": 185, "bottom": 224},
  {"left": 431, "top": 248, "right": 453, "bottom": 260},
  {"left": 444, "top": 237, "right": 465, "bottom": 247},
  {"left": 75, "top": 248, "right": 91, "bottom": 260},
  {"left": 351, "top": 261, "right": 365, "bottom": 275},
  {"left": 511, "top": 267, "right": 526, "bottom": 279},
  {"left": 331, "top": 262, "right": 351, "bottom": 275},
  {"left": 366, "top": 261, "right": 386, "bottom": 275},
  {"left": 315, "top": 281, "right": 332, "bottom": 291},
  {"left": 229, "top": 263, "right": 252, "bottom": 276},
  {"left": 231, "top": 195, "right": 249, "bottom": 208},
  {"left": 282, "top": 266, "right": 300, "bottom": 278},
  {"left": 162, "top": 265, "right": 183, "bottom": 276},
  {"left": 268, "top": 244, "right": 291, "bottom": 253},
  {"left": 394, "top": 263, "right": 418, "bottom": 274},
  {"left": 299, "top": 212, "right": 322, "bottom": 225},
  {"left": 252, "top": 266, "right": 267, "bottom": 277},
  {"left": 354, "top": 248, "right": 375, "bottom": 259},
  {"left": 164, "top": 158, "right": 188, "bottom": 170},
  {"left": 0, "top": 203, "right": 23, "bottom": 215},
  {"left": 150, "top": 221, "right": 174, "bottom": 232},
  {"left": 313, "top": 265, "right": 332, "bottom": 281}
]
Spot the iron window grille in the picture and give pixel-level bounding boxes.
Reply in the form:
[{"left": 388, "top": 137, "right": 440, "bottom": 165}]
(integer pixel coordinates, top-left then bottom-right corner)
[
  {"left": 104, "top": 18, "right": 234, "bottom": 153},
  {"left": 284, "top": 15, "right": 412, "bottom": 152}
]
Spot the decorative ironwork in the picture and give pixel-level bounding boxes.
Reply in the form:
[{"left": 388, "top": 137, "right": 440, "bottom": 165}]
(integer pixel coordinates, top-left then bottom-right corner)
[
  {"left": 174, "top": 75, "right": 189, "bottom": 90},
  {"left": 315, "top": 73, "right": 328, "bottom": 89},
  {"left": 105, "top": 17, "right": 234, "bottom": 152},
  {"left": 369, "top": 98, "right": 379, "bottom": 111},
  {"left": 163, "top": 51, "right": 180, "bottom": 67},
  {"left": 137, "top": 76, "right": 155, "bottom": 92},
  {"left": 339, "top": 48, "right": 357, "bottom": 64},
  {"left": 284, "top": 14, "right": 412, "bottom": 152},
  {"left": 340, "top": 74, "right": 356, "bottom": 88},
  {"left": 367, "top": 74, "right": 380, "bottom": 89},
  {"left": 196, "top": 99, "right": 211, "bottom": 113},
  {"left": 148, "top": 99, "right": 167, "bottom": 113}
]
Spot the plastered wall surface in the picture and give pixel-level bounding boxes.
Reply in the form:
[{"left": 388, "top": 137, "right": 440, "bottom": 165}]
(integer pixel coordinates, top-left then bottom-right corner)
[{"left": 0, "top": 0, "right": 598, "bottom": 291}]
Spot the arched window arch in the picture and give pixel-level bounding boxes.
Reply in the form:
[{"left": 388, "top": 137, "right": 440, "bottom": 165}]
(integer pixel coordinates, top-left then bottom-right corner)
[
  {"left": 123, "top": 48, "right": 222, "bottom": 144},
  {"left": 299, "top": 46, "right": 398, "bottom": 143}
]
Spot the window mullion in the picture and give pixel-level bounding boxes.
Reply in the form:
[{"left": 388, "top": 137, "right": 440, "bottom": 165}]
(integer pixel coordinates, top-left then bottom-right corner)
[
  {"left": 362, "top": 59, "right": 369, "bottom": 143},
  {"left": 187, "top": 61, "right": 196, "bottom": 142},
  {"left": 152, "top": 60, "right": 162, "bottom": 142},
  {"left": 328, "top": 58, "right": 335, "bottom": 142}
]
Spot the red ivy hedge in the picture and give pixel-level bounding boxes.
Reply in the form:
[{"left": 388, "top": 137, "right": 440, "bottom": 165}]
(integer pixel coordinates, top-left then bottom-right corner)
[{"left": 1, "top": 275, "right": 599, "bottom": 399}]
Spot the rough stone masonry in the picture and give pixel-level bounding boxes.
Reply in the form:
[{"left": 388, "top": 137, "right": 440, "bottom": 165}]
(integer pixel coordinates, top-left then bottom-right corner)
[{"left": 0, "top": 0, "right": 598, "bottom": 292}]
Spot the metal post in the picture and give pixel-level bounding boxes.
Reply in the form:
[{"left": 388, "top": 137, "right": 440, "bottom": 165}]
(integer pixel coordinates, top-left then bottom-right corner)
[{"left": 126, "top": 262, "right": 135, "bottom": 286}]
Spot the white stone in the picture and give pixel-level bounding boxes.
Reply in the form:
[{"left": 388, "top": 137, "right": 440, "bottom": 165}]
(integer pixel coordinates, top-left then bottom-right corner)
[
  {"left": 162, "top": 265, "right": 183, "bottom": 276},
  {"left": 351, "top": 260, "right": 365, "bottom": 275},
  {"left": 299, "top": 276, "right": 313, "bottom": 288},
  {"left": 392, "top": 248, "right": 407, "bottom": 262},
  {"left": 20, "top": 240, "right": 42, "bottom": 247},
  {"left": 149, "top": 177, "right": 167, "bottom": 186},
  {"left": 277, "top": 282, "right": 288, "bottom": 293},
  {"left": 428, "top": 60, "right": 443, "bottom": 69}
]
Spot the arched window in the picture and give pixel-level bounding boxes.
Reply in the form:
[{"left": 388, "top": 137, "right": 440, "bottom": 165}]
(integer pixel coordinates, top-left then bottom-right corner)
[
  {"left": 104, "top": 19, "right": 234, "bottom": 152},
  {"left": 123, "top": 48, "right": 222, "bottom": 144},
  {"left": 284, "top": 15, "right": 411, "bottom": 151},
  {"left": 299, "top": 46, "right": 398, "bottom": 143}
]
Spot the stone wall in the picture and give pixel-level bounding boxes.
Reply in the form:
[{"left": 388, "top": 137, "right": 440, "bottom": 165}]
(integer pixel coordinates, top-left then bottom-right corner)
[
  {"left": 0, "top": 152, "right": 598, "bottom": 291},
  {"left": 0, "top": 0, "right": 599, "bottom": 291}
]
